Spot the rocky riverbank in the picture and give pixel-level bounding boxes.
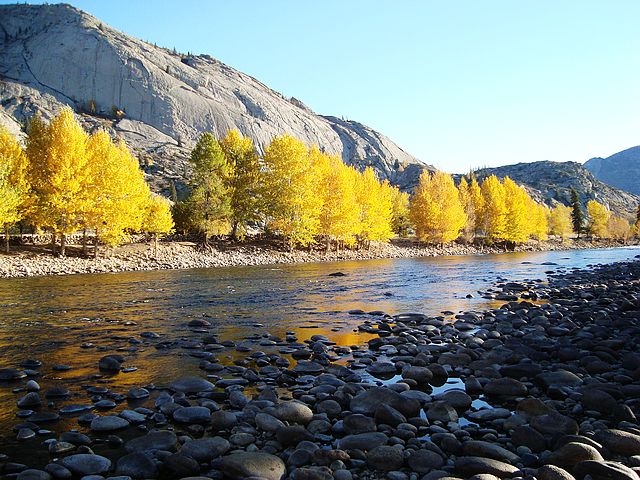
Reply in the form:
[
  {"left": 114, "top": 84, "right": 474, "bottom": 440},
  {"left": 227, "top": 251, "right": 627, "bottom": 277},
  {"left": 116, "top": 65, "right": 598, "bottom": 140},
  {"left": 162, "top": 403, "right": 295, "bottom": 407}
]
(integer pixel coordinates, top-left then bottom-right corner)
[
  {"left": 1, "top": 257, "right": 640, "bottom": 479},
  {"left": 0, "top": 238, "right": 634, "bottom": 279}
]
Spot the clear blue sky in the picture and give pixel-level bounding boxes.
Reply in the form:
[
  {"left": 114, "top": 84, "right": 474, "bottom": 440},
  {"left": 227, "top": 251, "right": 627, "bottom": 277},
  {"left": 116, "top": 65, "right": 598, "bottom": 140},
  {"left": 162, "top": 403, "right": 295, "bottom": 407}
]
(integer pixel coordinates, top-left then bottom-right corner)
[{"left": 5, "top": 1, "right": 640, "bottom": 173}]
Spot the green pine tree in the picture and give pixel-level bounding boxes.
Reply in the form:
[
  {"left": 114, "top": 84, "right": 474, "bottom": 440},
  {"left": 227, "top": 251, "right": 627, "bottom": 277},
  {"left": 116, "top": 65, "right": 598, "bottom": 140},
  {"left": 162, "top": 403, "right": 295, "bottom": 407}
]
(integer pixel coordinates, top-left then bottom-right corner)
[{"left": 570, "top": 188, "right": 584, "bottom": 238}]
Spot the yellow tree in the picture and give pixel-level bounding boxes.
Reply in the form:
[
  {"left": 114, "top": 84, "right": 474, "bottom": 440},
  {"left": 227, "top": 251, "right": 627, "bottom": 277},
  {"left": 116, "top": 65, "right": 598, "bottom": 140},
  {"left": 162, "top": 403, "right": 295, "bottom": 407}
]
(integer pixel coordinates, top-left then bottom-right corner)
[
  {"left": 355, "top": 167, "right": 394, "bottom": 246},
  {"left": 389, "top": 186, "right": 410, "bottom": 237},
  {"left": 262, "top": 135, "right": 322, "bottom": 248},
  {"left": 316, "top": 151, "right": 359, "bottom": 250},
  {"left": 409, "top": 170, "right": 466, "bottom": 244},
  {"left": 26, "top": 107, "right": 89, "bottom": 255},
  {"left": 85, "top": 132, "right": 151, "bottom": 254},
  {"left": 586, "top": 200, "right": 610, "bottom": 238},
  {"left": 143, "top": 194, "right": 174, "bottom": 256},
  {"left": 479, "top": 175, "right": 507, "bottom": 243},
  {"left": 502, "top": 177, "right": 530, "bottom": 244},
  {"left": 0, "top": 127, "right": 29, "bottom": 252},
  {"left": 607, "top": 216, "right": 631, "bottom": 241},
  {"left": 220, "top": 129, "right": 261, "bottom": 240},
  {"left": 530, "top": 201, "right": 549, "bottom": 241},
  {"left": 547, "top": 204, "right": 573, "bottom": 241}
]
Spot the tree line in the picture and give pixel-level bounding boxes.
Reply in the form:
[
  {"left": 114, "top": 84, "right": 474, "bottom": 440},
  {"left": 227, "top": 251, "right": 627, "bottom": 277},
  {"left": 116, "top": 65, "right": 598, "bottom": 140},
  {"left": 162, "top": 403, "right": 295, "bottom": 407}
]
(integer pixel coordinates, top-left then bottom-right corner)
[
  {"left": 2, "top": 109, "right": 639, "bottom": 257},
  {"left": 0, "top": 108, "right": 173, "bottom": 255},
  {"left": 174, "top": 131, "right": 406, "bottom": 250}
]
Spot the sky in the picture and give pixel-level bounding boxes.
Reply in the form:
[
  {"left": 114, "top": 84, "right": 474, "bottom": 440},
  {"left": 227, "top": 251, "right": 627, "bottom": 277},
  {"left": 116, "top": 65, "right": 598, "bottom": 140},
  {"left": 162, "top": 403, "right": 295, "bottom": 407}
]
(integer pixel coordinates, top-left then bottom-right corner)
[{"left": 4, "top": 0, "right": 640, "bottom": 173}]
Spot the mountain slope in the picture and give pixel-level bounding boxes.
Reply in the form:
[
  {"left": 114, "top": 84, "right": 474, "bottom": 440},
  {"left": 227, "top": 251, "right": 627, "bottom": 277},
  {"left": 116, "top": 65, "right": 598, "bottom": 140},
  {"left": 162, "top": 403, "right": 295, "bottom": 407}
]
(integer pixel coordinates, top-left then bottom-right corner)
[
  {"left": 584, "top": 146, "right": 640, "bottom": 196},
  {"left": 0, "top": 3, "right": 433, "bottom": 194},
  {"left": 469, "top": 161, "right": 640, "bottom": 219}
]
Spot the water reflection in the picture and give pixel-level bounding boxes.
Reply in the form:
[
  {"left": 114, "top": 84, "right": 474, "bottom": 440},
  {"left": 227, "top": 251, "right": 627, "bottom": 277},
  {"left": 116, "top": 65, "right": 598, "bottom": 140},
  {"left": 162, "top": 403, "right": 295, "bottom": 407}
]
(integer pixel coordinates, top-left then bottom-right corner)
[{"left": 0, "top": 246, "right": 638, "bottom": 436}]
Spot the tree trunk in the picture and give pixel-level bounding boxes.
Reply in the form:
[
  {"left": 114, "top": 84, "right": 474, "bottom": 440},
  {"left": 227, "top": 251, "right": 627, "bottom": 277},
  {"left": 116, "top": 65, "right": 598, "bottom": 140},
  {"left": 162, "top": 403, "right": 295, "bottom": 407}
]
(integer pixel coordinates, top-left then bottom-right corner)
[
  {"left": 4, "top": 227, "right": 9, "bottom": 254},
  {"left": 154, "top": 233, "right": 158, "bottom": 257},
  {"left": 94, "top": 231, "right": 99, "bottom": 259},
  {"left": 325, "top": 236, "right": 331, "bottom": 254},
  {"left": 231, "top": 222, "right": 239, "bottom": 242},
  {"left": 60, "top": 233, "right": 66, "bottom": 257},
  {"left": 203, "top": 231, "right": 209, "bottom": 247},
  {"left": 51, "top": 233, "right": 57, "bottom": 256},
  {"left": 82, "top": 229, "right": 88, "bottom": 256}
]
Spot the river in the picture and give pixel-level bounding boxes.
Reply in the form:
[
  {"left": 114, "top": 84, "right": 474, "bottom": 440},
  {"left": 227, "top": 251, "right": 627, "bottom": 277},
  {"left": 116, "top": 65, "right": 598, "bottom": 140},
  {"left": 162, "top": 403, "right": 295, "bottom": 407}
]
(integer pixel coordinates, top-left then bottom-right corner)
[{"left": 0, "top": 246, "right": 639, "bottom": 447}]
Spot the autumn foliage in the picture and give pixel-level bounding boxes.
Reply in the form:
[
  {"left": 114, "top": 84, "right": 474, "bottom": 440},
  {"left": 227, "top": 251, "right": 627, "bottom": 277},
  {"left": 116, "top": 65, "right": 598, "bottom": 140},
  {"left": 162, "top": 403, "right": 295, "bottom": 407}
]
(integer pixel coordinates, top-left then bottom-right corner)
[{"left": 0, "top": 108, "right": 173, "bottom": 255}]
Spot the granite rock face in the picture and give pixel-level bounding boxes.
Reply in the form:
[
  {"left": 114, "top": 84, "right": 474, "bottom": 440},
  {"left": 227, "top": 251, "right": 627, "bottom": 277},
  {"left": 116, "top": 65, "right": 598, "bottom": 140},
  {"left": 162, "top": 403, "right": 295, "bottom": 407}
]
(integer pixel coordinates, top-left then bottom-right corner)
[
  {"left": 585, "top": 146, "right": 640, "bottom": 196},
  {"left": 0, "top": 3, "right": 433, "bottom": 194}
]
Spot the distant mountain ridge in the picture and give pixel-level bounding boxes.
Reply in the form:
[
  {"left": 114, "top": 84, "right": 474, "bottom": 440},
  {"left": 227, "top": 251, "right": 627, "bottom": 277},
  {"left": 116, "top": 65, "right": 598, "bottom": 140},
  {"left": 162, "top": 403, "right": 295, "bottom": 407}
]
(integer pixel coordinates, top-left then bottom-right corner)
[
  {"left": 584, "top": 146, "right": 640, "bottom": 196},
  {"left": 0, "top": 3, "right": 433, "bottom": 194},
  {"left": 468, "top": 160, "right": 640, "bottom": 219}
]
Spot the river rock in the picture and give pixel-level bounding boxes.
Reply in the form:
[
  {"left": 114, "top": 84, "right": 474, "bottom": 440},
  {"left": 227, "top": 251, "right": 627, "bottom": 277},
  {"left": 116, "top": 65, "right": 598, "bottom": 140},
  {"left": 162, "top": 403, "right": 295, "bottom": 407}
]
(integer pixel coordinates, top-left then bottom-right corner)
[
  {"left": 220, "top": 452, "right": 286, "bottom": 480},
  {"left": 536, "top": 465, "right": 576, "bottom": 480},
  {"left": 180, "top": 436, "right": 230, "bottom": 462},
  {"left": 407, "top": 449, "right": 445, "bottom": 472},
  {"left": 594, "top": 429, "right": 640, "bottom": 456},
  {"left": 366, "top": 361, "right": 397, "bottom": 378},
  {"left": 466, "top": 408, "right": 512, "bottom": 423},
  {"left": 255, "top": 412, "right": 285, "bottom": 432},
  {"left": 374, "top": 403, "right": 406, "bottom": 426},
  {"left": 275, "top": 401, "right": 313, "bottom": 424},
  {"left": 536, "top": 370, "right": 583, "bottom": 389},
  {"left": 462, "top": 440, "right": 520, "bottom": 464},
  {"left": 169, "top": 376, "right": 214, "bottom": 393},
  {"left": 531, "top": 412, "right": 578, "bottom": 436},
  {"left": 366, "top": 446, "right": 404, "bottom": 471},
  {"left": 17, "top": 392, "right": 41, "bottom": 408},
  {"left": 98, "top": 355, "right": 122, "bottom": 372},
  {"left": 115, "top": 452, "right": 158, "bottom": 479},
  {"left": 511, "top": 425, "right": 547, "bottom": 452},
  {"left": 572, "top": 460, "right": 638, "bottom": 480},
  {"left": 548, "top": 442, "right": 604, "bottom": 468},
  {"left": 401, "top": 366, "right": 433, "bottom": 384},
  {"left": 90, "top": 415, "right": 129, "bottom": 432},
  {"left": 434, "top": 389, "right": 472, "bottom": 410},
  {"left": 161, "top": 453, "right": 200, "bottom": 478},
  {"left": 276, "top": 425, "right": 315, "bottom": 447},
  {"left": 0, "top": 368, "right": 26, "bottom": 380},
  {"left": 343, "top": 414, "right": 376, "bottom": 434},
  {"left": 210, "top": 410, "right": 237, "bottom": 430},
  {"left": 484, "top": 377, "right": 528, "bottom": 396},
  {"left": 427, "top": 401, "right": 459, "bottom": 423},
  {"left": 16, "top": 470, "right": 51, "bottom": 480},
  {"left": 338, "top": 432, "right": 388, "bottom": 451},
  {"left": 350, "top": 386, "right": 420, "bottom": 417},
  {"left": 60, "top": 454, "right": 111, "bottom": 476},
  {"left": 125, "top": 430, "right": 177, "bottom": 452},
  {"left": 173, "top": 406, "right": 211, "bottom": 424},
  {"left": 454, "top": 456, "right": 519, "bottom": 477}
]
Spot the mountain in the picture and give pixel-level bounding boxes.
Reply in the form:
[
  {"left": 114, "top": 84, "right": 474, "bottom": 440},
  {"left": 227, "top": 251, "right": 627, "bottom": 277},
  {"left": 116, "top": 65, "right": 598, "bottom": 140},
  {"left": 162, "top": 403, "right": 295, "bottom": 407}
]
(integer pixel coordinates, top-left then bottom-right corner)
[
  {"left": 584, "top": 146, "right": 640, "bottom": 196},
  {"left": 468, "top": 160, "right": 640, "bottom": 219},
  {"left": 0, "top": 3, "right": 433, "bottom": 195}
]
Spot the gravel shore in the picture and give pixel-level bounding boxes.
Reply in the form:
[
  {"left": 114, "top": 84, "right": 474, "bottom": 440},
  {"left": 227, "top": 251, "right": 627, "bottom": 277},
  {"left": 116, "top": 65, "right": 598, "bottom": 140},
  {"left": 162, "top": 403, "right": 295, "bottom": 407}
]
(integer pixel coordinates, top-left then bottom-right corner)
[
  {"left": 1, "top": 257, "right": 640, "bottom": 479},
  {"left": 0, "top": 238, "right": 634, "bottom": 279}
]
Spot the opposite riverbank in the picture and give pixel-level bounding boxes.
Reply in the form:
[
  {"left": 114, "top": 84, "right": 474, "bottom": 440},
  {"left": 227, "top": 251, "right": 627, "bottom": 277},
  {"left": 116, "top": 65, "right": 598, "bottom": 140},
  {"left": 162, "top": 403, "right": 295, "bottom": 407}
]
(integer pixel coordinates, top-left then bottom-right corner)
[{"left": 0, "top": 237, "right": 636, "bottom": 278}]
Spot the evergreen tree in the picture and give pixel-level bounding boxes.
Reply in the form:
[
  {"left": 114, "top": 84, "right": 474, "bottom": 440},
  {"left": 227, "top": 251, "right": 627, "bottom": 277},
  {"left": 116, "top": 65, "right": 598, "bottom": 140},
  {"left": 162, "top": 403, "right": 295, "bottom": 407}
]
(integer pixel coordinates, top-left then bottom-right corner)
[
  {"left": 220, "top": 129, "right": 261, "bottom": 240},
  {"left": 187, "top": 132, "right": 232, "bottom": 245},
  {"left": 570, "top": 188, "right": 584, "bottom": 238},
  {"left": 409, "top": 171, "right": 466, "bottom": 244}
]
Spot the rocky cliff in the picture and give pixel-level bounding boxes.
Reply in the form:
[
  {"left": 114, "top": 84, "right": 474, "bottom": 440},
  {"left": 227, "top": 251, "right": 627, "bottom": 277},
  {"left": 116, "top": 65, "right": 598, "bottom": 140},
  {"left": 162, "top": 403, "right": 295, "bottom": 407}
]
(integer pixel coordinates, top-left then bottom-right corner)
[
  {"left": 584, "top": 146, "right": 640, "bottom": 196},
  {"left": 0, "top": 3, "right": 432, "bottom": 194},
  {"left": 469, "top": 161, "right": 640, "bottom": 219}
]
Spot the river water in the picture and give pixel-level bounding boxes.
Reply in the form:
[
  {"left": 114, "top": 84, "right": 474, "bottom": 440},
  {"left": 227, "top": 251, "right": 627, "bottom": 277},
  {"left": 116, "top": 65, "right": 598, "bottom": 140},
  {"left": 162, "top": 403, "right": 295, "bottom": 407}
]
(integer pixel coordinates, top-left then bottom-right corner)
[{"left": 0, "top": 246, "right": 639, "bottom": 445}]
